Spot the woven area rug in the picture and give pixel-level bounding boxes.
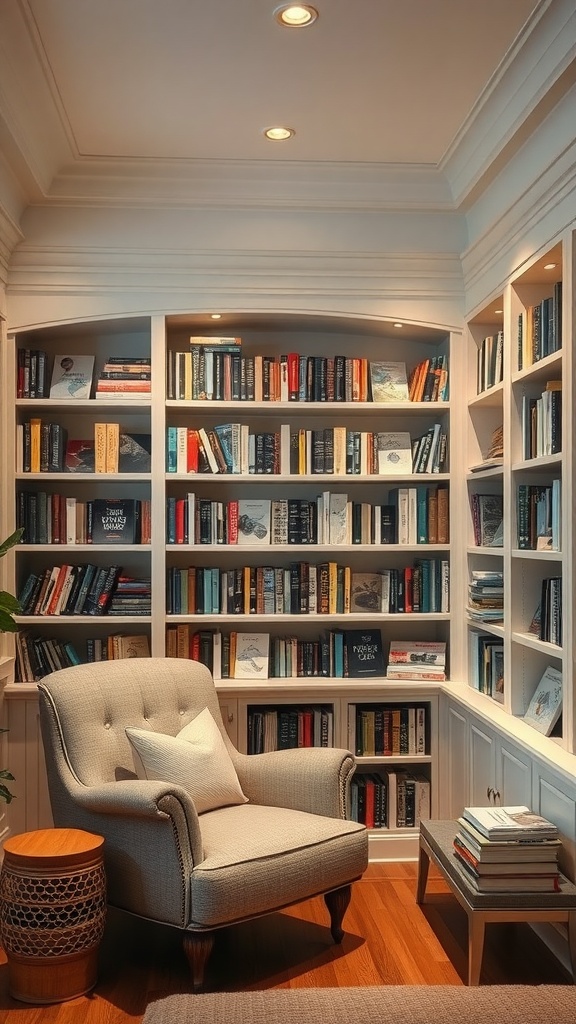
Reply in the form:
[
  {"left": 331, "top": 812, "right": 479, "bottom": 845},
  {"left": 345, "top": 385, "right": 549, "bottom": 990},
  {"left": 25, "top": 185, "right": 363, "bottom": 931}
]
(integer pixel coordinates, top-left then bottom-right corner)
[{"left": 142, "top": 985, "right": 576, "bottom": 1024}]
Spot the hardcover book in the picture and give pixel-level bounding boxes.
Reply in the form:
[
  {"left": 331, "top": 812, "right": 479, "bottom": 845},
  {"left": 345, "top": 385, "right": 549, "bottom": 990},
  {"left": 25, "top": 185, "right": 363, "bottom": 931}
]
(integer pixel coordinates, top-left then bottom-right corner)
[
  {"left": 65, "top": 439, "right": 95, "bottom": 473},
  {"left": 350, "top": 572, "right": 383, "bottom": 612},
  {"left": 89, "top": 498, "right": 140, "bottom": 544},
  {"left": 462, "top": 805, "right": 559, "bottom": 841},
  {"left": 376, "top": 432, "right": 412, "bottom": 475},
  {"left": 49, "top": 355, "right": 95, "bottom": 399},
  {"left": 369, "top": 361, "right": 409, "bottom": 403},
  {"left": 237, "top": 499, "right": 271, "bottom": 545},
  {"left": 523, "top": 664, "right": 563, "bottom": 736},
  {"left": 231, "top": 632, "right": 270, "bottom": 679},
  {"left": 344, "top": 629, "right": 385, "bottom": 677},
  {"left": 118, "top": 433, "right": 152, "bottom": 473}
]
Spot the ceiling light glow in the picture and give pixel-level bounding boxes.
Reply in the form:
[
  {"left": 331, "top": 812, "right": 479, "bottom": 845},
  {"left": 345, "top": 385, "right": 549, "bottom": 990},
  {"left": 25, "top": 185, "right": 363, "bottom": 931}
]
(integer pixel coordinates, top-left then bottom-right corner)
[
  {"left": 264, "top": 126, "right": 295, "bottom": 141},
  {"left": 210, "top": 314, "right": 222, "bottom": 319},
  {"left": 393, "top": 322, "right": 403, "bottom": 328},
  {"left": 543, "top": 263, "right": 557, "bottom": 270},
  {"left": 275, "top": 4, "right": 319, "bottom": 27}
]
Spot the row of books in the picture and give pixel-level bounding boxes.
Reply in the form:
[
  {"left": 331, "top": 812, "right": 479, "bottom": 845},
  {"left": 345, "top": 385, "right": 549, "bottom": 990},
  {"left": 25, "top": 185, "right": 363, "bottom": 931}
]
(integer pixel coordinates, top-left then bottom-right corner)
[
  {"left": 350, "top": 770, "right": 431, "bottom": 830},
  {"left": 18, "top": 422, "right": 152, "bottom": 474},
  {"left": 166, "top": 488, "right": 450, "bottom": 547},
  {"left": 349, "top": 704, "right": 427, "bottom": 757},
  {"left": 469, "top": 633, "right": 504, "bottom": 702},
  {"left": 247, "top": 705, "right": 334, "bottom": 754},
  {"left": 454, "top": 805, "right": 561, "bottom": 893},
  {"left": 522, "top": 381, "right": 561, "bottom": 459},
  {"left": 386, "top": 639, "right": 446, "bottom": 681},
  {"left": 528, "top": 578, "right": 562, "bottom": 647},
  {"left": 167, "top": 345, "right": 449, "bottom": 405},
  {"left": 17, "top": 565, "right": 151, "bottom": 617},
  {"left": 517, "top": 481, "right": 561, "bottom": 551},
  {"left": 17, "top": 351, "right": 95, "bottom": 400},
  {"left": 166, "top": 423, "right": 447, "bottom": 477},
  {"left": 517, "top": 282, "right": 562, "bottom": 370},
  {"left": 165, "top": 560, "right": 450, "bottom": 616},
  {"left": 94, "top": 356, "right": 151, "bottom": 400},
  {"left": 467, "top": 570, "right": 503, "bottom": 624},
  {"left": 17, "top": 494, "right": 151, "bottom": 545},
  {"left": 14, "top": 630, "right": 151, "bottom": 682},
  {"left": 476, "top": 331, "right": 503, "bottom": 394}
]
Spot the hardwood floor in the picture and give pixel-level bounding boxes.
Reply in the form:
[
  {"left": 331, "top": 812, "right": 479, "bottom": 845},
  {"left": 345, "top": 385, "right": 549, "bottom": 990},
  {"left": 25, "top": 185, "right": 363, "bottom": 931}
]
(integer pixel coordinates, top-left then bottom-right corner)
[{"left": 0, "top": 862, "right": 571, "bottom": 1023}]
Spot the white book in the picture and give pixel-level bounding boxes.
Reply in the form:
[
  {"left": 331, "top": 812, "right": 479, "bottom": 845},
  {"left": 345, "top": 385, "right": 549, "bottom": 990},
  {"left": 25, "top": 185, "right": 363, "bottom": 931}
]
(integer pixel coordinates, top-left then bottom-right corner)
[
  {"left": 237, "top": 499, "right": 271, "bottom": 545},
  {"left": 271, "top": 499, "right": 288, "bottom": 545},
  {"left": 407, "top": 487, "right": 417, "bottom": 545},
  {"left": 279, "top": 422, "right": 291, "bottom": 474},
  {"left": 370, "top": 360, "right": 409, "bottom": 403},
  {"left": 53, "top": 565, "right": 75, "bottom": 615},
  {"left": 176, "top": 427, "right": 188, "bottom": 474},
  {"left": 329, "top": 493, "right": 349, "bottom": 545},
  {"left": 198, "top": 427, "right": 220, "bottom": 474},
  {"left": 523, "top": 665, "right": 563, "bottom": 736},
  {"left": 232, "top": 632, "right": 270, "bottom": 679},
  {"left": 50, "top": 354, "right": 94, "bottom": 399},
  {"left": 65, "top": 496, "right": 77, "bottom": 544},
  {"left": 376, "top": 432, "right": 412, "bottom": 475},
  {"left": 212, "top": 632, "right": 222, "bottom": 680},
  {"left": 186, "top": 492, "right": 196, "bottom": 545}
]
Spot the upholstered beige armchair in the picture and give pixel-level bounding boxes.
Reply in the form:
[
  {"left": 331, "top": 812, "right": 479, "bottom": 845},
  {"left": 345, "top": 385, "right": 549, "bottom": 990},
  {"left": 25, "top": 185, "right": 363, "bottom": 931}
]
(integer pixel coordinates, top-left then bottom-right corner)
[{"left": 37, "top": 658, "right": 368, "bottom": 990}]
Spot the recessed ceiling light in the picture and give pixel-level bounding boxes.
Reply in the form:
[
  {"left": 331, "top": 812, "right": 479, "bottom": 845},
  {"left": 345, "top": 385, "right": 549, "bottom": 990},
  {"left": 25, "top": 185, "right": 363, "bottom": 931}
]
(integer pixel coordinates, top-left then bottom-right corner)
[
  {"left": 393, "top": 322, "right": 403, "bottom": 328},
  {"left": 210, "top": 314, "right": 222, "bottom": 319},
  {"left": 543, "top": 263, "right": 557, "bottom": 270},
  {"left": 274, "top": 4, "right": 319, "bottom": 27},
  {"left": 264, "top": 126, "right": 295, "bottom": 141},
  {"left": 494, "top": 309, "right": 503, "bottom": 314}
]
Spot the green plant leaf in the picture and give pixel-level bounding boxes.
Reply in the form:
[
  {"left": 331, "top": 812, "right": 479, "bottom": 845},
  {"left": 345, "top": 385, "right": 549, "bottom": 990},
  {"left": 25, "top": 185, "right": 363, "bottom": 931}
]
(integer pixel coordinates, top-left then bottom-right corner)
[
  {"left": 0, "top": 785, "right": 14, "bottom": 804},
  {"left": 0, "top": 609, "right": 19, "bottom": 632},
  {"left": 0, "top": 591, "right": 21, "bottom": 613},
  {"left": 0, "top": 528, "right": 24, "bottom": 558},
  {"left": 0, "top": 770, "right": 15, "bottom": 781}
]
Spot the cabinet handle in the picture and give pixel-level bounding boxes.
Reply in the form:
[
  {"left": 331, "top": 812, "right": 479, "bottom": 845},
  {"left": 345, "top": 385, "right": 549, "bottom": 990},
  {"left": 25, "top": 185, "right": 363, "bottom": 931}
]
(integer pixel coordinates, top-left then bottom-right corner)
[{"left": 227, "top": 713, "right": 234, "bottom": 723}]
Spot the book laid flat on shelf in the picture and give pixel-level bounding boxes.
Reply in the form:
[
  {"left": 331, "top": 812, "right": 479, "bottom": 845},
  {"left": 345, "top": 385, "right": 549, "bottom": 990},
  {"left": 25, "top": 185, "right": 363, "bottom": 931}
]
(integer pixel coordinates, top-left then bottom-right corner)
[
  {"left": 49, "top": 355, "right": 95, "bottom": 399},
  {"left": 89, "top": 499, "right": 140, "bottom": 544},
  {"left": 462, "top": 805, "right": 559, "bottom": 842},
  {"left": 369, "top": 361, "right": 409, "bottom": 403},
  {"left": 343, "top": 629, "right": 385, "bottom": 677},
  {"left": 523, "top": 664, "right": 563, "bottom": 736},
  {"left": 231, "top": 632, "right": 270, "bottom": 679},
  {"left": 375, "top": 432, "right": 412, "bottom": 475}
]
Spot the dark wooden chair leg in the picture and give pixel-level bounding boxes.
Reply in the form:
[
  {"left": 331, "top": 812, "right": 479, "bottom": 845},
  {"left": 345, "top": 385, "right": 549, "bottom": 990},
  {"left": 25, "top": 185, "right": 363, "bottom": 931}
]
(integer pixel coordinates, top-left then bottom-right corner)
[
  {"left": 182, "top": 930, "right": 215, "bottom": 992},
  {"left": 324, "top": 883, "right": 352, "bottom": 943}
]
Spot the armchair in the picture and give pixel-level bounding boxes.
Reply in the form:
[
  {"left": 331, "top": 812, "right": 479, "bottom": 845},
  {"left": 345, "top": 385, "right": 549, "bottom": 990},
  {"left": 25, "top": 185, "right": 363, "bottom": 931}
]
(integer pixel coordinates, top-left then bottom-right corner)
[{"left": 37, "top": 658, "right": 368, "bottom": 990}]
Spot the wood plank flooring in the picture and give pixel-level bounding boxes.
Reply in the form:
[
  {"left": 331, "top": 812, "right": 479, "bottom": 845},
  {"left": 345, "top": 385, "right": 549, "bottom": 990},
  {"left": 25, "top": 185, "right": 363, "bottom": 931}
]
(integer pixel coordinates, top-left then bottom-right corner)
[{"left": 0, "top": 862, "right": 571, "bottom": 1024}]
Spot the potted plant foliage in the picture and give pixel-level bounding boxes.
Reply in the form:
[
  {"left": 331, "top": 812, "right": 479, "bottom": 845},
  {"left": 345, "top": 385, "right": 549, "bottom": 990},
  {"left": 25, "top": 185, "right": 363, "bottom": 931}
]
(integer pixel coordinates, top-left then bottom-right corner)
[{"left": 0, "top": 527, "right": 23, "bottom": 803}]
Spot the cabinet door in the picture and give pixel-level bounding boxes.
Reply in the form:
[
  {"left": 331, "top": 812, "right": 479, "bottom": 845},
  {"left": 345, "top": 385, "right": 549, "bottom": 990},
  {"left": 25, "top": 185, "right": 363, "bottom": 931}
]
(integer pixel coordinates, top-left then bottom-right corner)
[
  {"left": 496, "top": 736, "right": 532, "bottom": 806},
  {"left": 440, "top": 699, "right": 469, "bottom": 819},
  {"left": 469, "top": 717, "right": 495, "bottom": 805},
  {"left": 532, "top": 763, "right": 576, "bottom": 879}
]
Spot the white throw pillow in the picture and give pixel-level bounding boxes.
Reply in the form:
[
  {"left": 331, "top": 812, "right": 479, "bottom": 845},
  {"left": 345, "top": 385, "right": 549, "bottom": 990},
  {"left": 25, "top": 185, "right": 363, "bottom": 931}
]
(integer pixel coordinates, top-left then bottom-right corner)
[{"left": 126, "top": 707, "right": 248, "bottom": 814}]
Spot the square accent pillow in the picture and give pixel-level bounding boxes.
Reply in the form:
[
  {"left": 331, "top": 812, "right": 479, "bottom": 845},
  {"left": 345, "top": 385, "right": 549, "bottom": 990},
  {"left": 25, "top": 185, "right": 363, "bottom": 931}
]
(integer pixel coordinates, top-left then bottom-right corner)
[{"left": 126, "top": 707, "right": 248, "bottom": 814}]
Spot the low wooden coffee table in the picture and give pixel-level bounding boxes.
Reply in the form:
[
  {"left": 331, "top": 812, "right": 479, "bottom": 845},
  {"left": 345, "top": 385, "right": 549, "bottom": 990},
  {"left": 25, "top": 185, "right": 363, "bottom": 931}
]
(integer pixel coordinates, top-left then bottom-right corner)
[{"left": 417, "top": 819, "right": 576, "bottom": 985}]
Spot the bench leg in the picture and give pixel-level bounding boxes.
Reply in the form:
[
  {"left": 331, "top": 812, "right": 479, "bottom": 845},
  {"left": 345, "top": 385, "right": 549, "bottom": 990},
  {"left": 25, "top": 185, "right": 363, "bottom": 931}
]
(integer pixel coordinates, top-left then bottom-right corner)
[
  {"left": 568, "top": 911, "right": 576, "bottom": 983},
  {"left": 416, "top": 841, "right": 430, "bottom": 904},
  {"left": 468, "top": 913, "right": 486, "bottom": 986}
]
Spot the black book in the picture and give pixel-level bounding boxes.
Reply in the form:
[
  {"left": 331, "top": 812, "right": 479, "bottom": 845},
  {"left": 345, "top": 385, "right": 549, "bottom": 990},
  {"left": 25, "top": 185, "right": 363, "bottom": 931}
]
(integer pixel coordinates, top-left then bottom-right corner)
[
  {"left": 89, "top": 499, "right": 140, "bottom": 544},
  {"left": 344, "top": 629, "right": 385, "bottom": 678},
  {"left": 118, "top": 434, "right": 152, "bottom": 473}
]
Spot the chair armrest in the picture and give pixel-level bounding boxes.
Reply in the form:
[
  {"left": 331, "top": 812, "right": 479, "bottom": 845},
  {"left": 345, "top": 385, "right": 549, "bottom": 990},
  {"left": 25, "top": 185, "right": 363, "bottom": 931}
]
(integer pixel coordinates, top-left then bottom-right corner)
[
  {"left": 72, "top": 778, "right": 204, "bottom": 865},
  {"left": 232, "top": 747, "right": 356, "bottom": 818}
]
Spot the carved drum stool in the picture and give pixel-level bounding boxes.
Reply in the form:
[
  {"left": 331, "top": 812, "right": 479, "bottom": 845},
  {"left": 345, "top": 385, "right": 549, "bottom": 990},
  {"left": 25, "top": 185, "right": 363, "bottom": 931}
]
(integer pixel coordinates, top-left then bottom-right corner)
[{"left": 0, "top": 828, "right": 106, "bottom": 1003}]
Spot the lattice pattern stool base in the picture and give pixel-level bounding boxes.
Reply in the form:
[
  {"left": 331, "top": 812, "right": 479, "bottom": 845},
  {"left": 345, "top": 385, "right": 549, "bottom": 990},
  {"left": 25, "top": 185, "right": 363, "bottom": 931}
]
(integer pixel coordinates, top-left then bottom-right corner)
[{"left": 0, "top": 828, "right": 106, "bottom": 1003}]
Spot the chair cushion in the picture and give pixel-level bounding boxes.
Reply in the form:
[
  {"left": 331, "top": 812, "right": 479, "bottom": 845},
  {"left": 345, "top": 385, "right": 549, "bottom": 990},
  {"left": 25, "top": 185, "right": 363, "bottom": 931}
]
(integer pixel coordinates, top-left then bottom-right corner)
[
  {"left": 189, "top": 802, "right": 368, "bottom": 927},
  {"left": 126, "top": 707, "right": 248, "bottom": 813}
]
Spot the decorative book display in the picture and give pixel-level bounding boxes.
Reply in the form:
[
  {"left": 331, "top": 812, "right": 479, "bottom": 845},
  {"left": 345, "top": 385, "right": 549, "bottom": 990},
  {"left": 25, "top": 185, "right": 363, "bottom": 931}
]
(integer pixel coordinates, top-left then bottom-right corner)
[
  {"left": 237, "top": 500, "right": 271, "bottom": 545},
  {"left": 375, "top": 432, "right": 413, "bottom": 475},
  {"left": 386, "top": 640, "right": 446, "bottom": 681},
  {"left": 343, "top": 629, "right": 385, "bottom": 678},
  {"left": 369, "top": 361, "right": 409, "bottom": 403},
  {"left": 89, "top": 499, "right": 141, "bottom": 544},
  {"left": 523, "top": 665, "right": 562, "bottom": 736},
  {"left": 469, "top": 493, "right": 503, "bottom": 547},
  {"left": 230, "top": 632, "right": 270, "bottom": 679},
  {"left": 49, "top": 355, "right": 94, "bottom": 399}
]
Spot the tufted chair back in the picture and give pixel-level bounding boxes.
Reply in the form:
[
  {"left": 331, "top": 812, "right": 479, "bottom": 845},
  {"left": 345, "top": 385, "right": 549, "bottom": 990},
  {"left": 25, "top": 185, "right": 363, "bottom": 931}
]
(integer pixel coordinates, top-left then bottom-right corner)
[{"left": 39, "top": 657, "right": 227, "bottom": 787}]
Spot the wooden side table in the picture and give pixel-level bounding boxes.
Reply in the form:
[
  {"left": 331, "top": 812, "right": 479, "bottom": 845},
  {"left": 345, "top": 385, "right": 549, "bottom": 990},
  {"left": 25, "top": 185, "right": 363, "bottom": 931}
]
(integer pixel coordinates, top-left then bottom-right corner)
[
  {"left": 417, "top": 819, "right": 576, "bottom": 985},
  {"left": 0, "top": 828, "right": 106, "bottom": 1003}
]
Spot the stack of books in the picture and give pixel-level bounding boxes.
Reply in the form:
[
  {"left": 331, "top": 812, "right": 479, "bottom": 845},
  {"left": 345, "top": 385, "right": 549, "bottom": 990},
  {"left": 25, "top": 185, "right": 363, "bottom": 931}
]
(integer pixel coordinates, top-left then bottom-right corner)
[
  {"left": 453, "top": 805, "right": 562, "bottom": 893},
  {"left": 467, "top": 569, "right": 504, "bottom": 623},
  {"left": 385, "top": 640, "right": 446, "bottom": 681},
  {"left": 95, "top": 356, "right": 151, "bottom": 400}
]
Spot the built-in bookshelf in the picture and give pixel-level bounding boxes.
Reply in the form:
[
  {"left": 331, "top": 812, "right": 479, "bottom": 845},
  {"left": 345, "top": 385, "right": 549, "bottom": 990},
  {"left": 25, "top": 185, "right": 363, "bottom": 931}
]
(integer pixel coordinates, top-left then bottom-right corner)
[
  {"left": 464, "top": 240, "right": 570, "bottom": 747},
  {"left": 2, "top": 313, "right": 455, "bottom": 856}
]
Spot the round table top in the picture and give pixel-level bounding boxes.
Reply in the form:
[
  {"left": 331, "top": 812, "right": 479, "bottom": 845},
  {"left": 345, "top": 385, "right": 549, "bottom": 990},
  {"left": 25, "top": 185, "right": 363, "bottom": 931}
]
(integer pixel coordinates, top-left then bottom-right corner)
[{"left": 2, "top": 828, "right": 104, "bottom": 868}]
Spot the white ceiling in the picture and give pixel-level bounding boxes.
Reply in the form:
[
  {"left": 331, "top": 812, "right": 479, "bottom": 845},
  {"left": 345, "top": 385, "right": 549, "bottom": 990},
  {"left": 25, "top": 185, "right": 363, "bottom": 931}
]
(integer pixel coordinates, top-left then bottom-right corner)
[{"left": 0, "top": 0, "right": 541, "bottom": 209}]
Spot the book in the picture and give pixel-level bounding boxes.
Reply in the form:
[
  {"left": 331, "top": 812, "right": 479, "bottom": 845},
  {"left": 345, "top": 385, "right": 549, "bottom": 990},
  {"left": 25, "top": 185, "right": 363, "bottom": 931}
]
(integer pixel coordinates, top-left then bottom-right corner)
[
  {"left": 369, "top": 361, "right": 409, "bottom": 403},
  {"left": 65, "top": 439, "right": 95, "bottom": 473},
  {"left": 89, "top": 499, "right": 140, "bottom": 544},
  {"left": 237, "top": 499, "right": 271, "bottom": 545},
  {"left": 231, "top": 632, "right": 270, "bottom": 679},
  {"left": 523, "top": 665, "right": 563, "bottom": 736},
  {"left": 455, "top": 818, "right": 562, "bottom": 862},
  {"left": 375, "top": 432, "right": 412, "bottom": 475},
  {"left": 350, "top": 572, "right": 383, "bottom": 613},
  {"left": 343, "top": 629, "right": 385, "bottom": 677},
  {"left": 118, "top": 434, "right": 152, "bottom": 473},
  {"left": 49, "top": 355, "right": 94, "bottom": 399},
  {"left": 462, "top": 805, "right": 559, "bottom": 842},
  {"left": 452, "top": 835, "right": 558, "bottom": 874}
]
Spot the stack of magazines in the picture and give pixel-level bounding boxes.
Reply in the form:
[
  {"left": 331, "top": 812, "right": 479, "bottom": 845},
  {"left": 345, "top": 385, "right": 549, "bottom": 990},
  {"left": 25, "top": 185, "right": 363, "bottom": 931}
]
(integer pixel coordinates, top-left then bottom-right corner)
[{"left": 453, "top": 805, "right": 562, "bottom": 893}]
